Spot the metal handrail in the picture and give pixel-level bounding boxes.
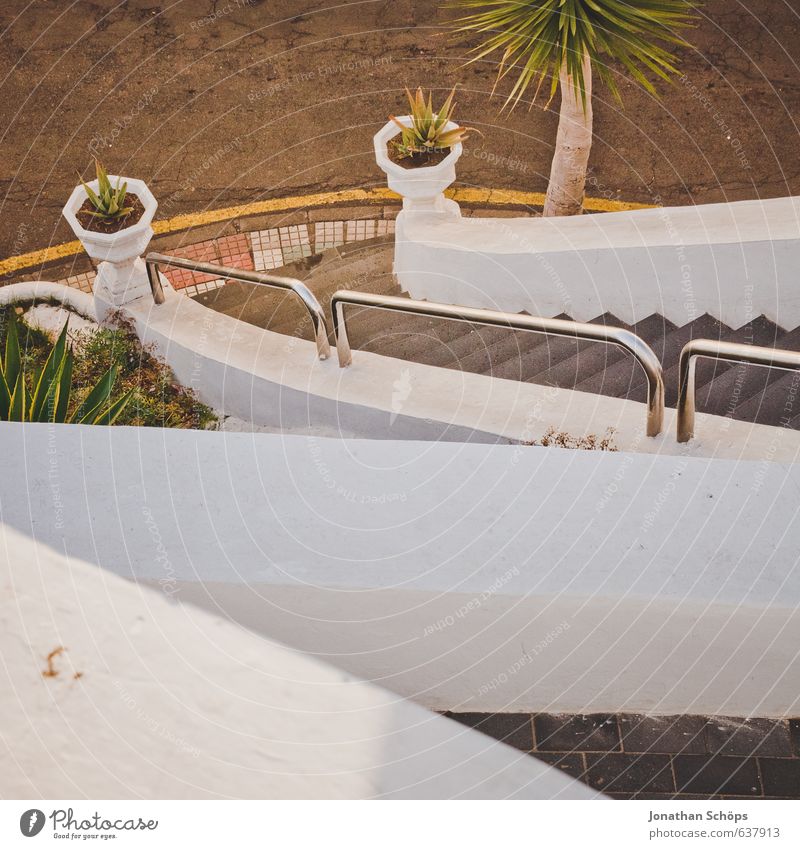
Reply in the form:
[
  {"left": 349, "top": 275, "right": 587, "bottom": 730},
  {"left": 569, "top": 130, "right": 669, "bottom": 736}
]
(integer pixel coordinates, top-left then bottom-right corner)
[
  {"left": 144, "top": 252, "right": 331, "bottom": 360},
  {"left": 677, "top": 339, "right": 800, "bottom": 442},
  {"left": 330, "top": 291, "right": 666, "bottom": 437}
]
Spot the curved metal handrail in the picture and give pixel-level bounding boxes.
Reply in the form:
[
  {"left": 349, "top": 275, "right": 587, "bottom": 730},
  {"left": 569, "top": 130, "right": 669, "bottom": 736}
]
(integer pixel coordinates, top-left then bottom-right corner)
[
  {"left": 330, "top": 291, "right": 665, "bottom": 437},
  {"left": 144, "top": 251, "right": 331, "bottom": 360},
  {"left": 677, "top": 339, "right": 800, "bottom": 442}
]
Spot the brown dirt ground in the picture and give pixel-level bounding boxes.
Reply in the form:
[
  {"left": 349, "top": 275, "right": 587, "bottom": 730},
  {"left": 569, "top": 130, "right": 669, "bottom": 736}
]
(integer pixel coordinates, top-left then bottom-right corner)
[{"left": 1, "top": 0, "right": 799, "bottom": 262}]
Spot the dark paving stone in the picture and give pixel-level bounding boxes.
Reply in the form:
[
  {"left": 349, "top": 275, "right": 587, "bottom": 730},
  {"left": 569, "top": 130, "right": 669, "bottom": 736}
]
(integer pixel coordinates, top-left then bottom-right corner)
[
  {"left": 790, "top": 719, "right": 800, "bottom": 756},
  {"left": 534, "top": 713, "right": 620, "bottom": 752},
  {"left": 609, "top": 792, "right": 723, "bottom": 800},
  {"left": 674, "top": 755, "right": 761, "bottom": 796},
  {"left": 706, "top": 717, "right": 793, "bottom": 758},
  {"left": 619, "top": 714, "right": 706, "bottom": 755},
  {"left": 758, "top": 758, "right": 800, "bottom": 797},
  {"left": 531, "top": 752, "right": 586, "bottom": 782},
  {"left": 584, "top": 753, "right": 674, "bottom": 794},
  {"left": 446, "top": 712, "right": 533, "bottom": 751}
]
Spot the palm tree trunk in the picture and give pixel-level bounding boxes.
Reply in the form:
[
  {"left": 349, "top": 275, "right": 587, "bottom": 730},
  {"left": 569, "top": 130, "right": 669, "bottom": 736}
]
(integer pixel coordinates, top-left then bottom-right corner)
[{"left": 543, "top": 53, "right": 593, "bottom": 217}]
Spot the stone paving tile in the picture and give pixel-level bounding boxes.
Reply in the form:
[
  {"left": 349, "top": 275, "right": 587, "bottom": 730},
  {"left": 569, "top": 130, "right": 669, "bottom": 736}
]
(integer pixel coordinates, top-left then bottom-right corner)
[
  {"left": 531, "top": 752, "right": 586, "bottom": 782},
  {"left": 162, "top": 239, "right": 219, "bottom": 288},
  {"left": 249, "top": 228, "right": 284, "bottom": 271},
  {"left": 61, "top": 271, "right": 94, "bottom": 293},
  {"left": 446, "top": 712, "right": 533, "bottom": 752},
  {"left": 346, "top": 219, "right": 377, "bottom": 242},
  {"left": 534, "top": 714, "right": 621, "bottom": 752},
  {"left": 183, "top": 279, "right": 225, "bottom": 298},
  {"left": 619, "top": 714, "right": 706, "bottom": 755},
  {"left": 216, "top": 233, "right": 254, "bottom": 271},
  {"left": 758, "top": 757, "right": 800, "bottom": 796},
  {"left": 584, "top": 753, "right": 674, "bottom": 794},
  {"left": 673, "top": 754, "right": 762, "bottom": 796},
  {"left": 278, "top": 224, "right": 312, "bottom": 264},
  {"left": 314, "top": 221, "right": 345, "bottom": 251},
  {"left": 706, "top": 717, "right": 793, "bottom": 758}
]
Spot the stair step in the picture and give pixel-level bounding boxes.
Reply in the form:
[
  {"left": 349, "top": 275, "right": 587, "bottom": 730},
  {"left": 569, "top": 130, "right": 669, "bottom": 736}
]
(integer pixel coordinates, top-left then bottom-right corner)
[
  {"left": 665, "top": 316, "right": 783, "bottom": 408},
  {"left": 532, "top": 313, "right": 636, "bottom": 390},
  {"left": 583, "top": 314, "right": 728, "bottom": 404},
  {"left": 570, "top": 314, "right": 675, "bottom": 399},
  {"left": 424, "top": 324, "right": 519, "bottom": 370},
  {"left": 453, "top": 316, "right": 566, "bottom": 377},
  {"left": 271, "top": 273, "right": 401, "bottom": 339},
  {"left": 349, "top": 310, "right": 446, "bottom": 357},
  {"left": 494, "top": 335, "right": 582, "bottom": 384},
  {"left": 732, "top": 369, "right": 800, "bottom": 427},
  {"left": 691, "top": 323, "right": 798, "bottom": 418}
]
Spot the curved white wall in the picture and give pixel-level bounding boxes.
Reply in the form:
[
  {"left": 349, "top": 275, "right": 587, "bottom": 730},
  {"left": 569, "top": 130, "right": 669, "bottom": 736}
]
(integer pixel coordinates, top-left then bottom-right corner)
[{"left": 394, "top": 196, "right": 800, "bottom": 329}]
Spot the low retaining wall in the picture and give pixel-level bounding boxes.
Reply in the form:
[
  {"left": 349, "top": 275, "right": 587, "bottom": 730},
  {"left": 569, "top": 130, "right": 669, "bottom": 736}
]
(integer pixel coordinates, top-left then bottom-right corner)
[
  {"left": 121, "top": 284, "right": 800, "bottom": 461},
  {"left": 4, "top": 422, "right": 799, "bottom": 718},
  {"left": 394, "top": 196, "right": 800, "bottom": 329}
]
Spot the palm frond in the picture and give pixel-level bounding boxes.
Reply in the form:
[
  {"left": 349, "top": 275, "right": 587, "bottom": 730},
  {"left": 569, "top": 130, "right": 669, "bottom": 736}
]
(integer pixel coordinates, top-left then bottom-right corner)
[{"left": 446, "top": 0, "right": 697, "bottom": 110}]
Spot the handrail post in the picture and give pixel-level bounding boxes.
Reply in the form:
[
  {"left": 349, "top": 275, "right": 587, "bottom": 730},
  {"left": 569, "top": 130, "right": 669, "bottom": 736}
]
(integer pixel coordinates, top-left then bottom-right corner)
[
  {"left": 676, "top": 345, "right": 698, "bottom": 443},
  {"left": 144, "top": 251, "right": 330, "bottom": 360},
  {"left": 331, "top": 296, "right": 353, "bottom": 367},
  {"left": 330, "top": 290, "right": 665, "bottom": 438},
  {"left": 677, "top": 339, "right": 800, "bottom": 443},
  {"left": 145, "top": 256, "right": 166, "bottom": 305}
]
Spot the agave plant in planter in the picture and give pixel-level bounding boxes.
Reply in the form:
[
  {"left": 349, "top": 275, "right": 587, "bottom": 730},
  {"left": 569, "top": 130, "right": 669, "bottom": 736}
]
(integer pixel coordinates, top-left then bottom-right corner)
[
  {"left": 62, "top": 160, "right": 158, "bottom": 307},
  {"left": 375, "top": 87, "right": 473, "bottom": 214}
]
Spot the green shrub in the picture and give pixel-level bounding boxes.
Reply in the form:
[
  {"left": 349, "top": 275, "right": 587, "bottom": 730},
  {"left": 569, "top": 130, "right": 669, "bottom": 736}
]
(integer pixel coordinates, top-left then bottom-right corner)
[
  {"left": 0, "top": 314, "right": 131, "bottom": 424},
  {"left": 0, "top": 306, "right": 217, "bottom": 429}
]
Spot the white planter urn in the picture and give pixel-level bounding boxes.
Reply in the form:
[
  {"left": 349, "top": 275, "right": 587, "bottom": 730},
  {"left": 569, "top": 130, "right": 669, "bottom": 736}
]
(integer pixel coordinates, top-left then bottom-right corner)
[
  {"left": 374, "top": 117, "right": 462, "bottom": 217},
  {"left": 62, "top": 176, "right": 158, "bottom": 307}
]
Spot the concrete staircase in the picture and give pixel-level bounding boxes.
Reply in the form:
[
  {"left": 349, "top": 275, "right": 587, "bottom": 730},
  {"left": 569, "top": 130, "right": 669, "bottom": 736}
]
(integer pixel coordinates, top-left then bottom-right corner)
[{"left": 195, "top": 236, "right": 800, "bottom": 430}]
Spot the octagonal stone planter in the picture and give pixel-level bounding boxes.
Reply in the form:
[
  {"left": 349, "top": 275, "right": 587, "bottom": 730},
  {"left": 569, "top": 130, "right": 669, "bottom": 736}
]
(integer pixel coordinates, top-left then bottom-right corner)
[
  {"left": 62, "top": 176, "right": 158, "bottom": 308},
  {"left": 374, "top": 117, "right": 462, "bottom": 216}
]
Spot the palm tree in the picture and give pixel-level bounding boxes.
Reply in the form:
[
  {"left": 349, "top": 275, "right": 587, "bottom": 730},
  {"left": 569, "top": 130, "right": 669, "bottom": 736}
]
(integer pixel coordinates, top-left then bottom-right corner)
[{"left": 446, "top": 1, "right": 696, "bottom": 216}]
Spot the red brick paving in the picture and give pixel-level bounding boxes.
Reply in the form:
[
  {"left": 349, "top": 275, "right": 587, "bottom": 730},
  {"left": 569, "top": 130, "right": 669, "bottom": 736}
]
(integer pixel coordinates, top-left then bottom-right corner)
[{"left": 162, "top": 234, "right": 254, "bottom": 289}]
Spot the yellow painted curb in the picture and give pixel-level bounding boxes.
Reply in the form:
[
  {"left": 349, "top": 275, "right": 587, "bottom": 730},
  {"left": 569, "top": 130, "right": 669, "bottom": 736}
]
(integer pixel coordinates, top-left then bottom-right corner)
[{"left": 0, "top": 187, "right": 655, "bottom": 277}]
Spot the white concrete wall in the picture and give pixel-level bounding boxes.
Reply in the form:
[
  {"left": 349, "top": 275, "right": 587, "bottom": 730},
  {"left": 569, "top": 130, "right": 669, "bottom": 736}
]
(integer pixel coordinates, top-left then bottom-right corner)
[
  {"left": 394, "top": 196, "right": 800, "bottom": 328},
  {"left": 6, "top": 280, "right": 799, "bottom": 459},
  {"left": 122, "top": 284, "right": 800, "bottom": 461},
  {"left": 0, "top": 521, "right": 597, "bottom": 799},
  {"left": 3, "top": 422, "right": 798, "bottom": 718}
]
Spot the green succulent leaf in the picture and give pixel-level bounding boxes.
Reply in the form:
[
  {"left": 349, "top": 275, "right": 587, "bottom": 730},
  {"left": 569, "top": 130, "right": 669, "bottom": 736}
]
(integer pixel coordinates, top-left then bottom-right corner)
[
  {"left": 391, "top": 85, "right": 473, "bottom": 155},
  {"left": 78, "top": 160, "right": 135, "bottom": 221},
  {"left": 70, "top": 364, "right": 119, "bottom": 424},
  {"left": 54, "top": 350, "right": 74, "bottom": 423},
  {"left": 30, "top": 318, "right": 70, "bottom": 421},
  {"left": 91, "top": 388, "right": 134, "bottom": 426},
  {"left": 3, "top": 312, "right": 21, "bottom": 388}
]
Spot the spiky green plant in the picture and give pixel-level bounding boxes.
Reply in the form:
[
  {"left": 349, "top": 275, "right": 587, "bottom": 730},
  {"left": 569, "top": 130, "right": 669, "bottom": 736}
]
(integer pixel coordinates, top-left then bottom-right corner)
[
  {"left": 390, "top": 86, "right": 473, "bottom": 158},
  {"left": 445, "top": 1, "right": 696, "bottom": 215},
  {"left": 0, "top": 315, "right": 132, "bottom": 424},
  {"left": 79, "top": 160, "right": 133, "bottom": 220}
]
